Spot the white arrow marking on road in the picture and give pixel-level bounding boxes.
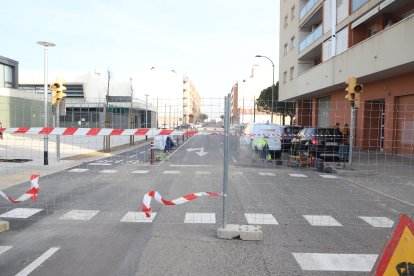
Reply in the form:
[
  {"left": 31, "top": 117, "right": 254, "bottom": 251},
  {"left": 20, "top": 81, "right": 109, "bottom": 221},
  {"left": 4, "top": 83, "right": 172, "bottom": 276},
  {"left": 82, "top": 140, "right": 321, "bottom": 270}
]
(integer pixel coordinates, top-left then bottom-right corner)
[{"left": 187, "top": 147, "right": 208, "bottom": 157}]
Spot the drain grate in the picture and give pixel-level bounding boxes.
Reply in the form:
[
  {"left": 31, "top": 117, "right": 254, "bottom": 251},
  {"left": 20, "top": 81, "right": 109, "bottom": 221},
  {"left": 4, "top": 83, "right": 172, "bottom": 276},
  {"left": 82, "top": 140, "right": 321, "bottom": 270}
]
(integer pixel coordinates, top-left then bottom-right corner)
[{"left": 0, "top": 159, "right": 33, "bottom": 163}]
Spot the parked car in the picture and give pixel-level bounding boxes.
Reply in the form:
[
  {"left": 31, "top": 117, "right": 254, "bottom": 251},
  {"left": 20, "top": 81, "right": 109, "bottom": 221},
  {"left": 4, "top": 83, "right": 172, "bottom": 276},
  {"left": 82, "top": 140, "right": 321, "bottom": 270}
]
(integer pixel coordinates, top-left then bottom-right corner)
[
  {"left": 281, "top": 125, "right": 302, "bottom": 150},
  {"left": 240, "top": 123, "right": 283, "bottom": 158},
  {"left": 290, "top": 127, "right": 343, "bottom": 160},
  {"left": 176, "top": 123, "right": 192, "bottom": 130}
]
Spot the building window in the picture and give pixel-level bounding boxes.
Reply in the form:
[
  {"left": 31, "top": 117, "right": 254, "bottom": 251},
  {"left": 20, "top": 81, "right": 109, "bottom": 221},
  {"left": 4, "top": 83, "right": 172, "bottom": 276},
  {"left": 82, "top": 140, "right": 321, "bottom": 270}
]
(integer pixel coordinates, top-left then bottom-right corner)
[
  {"left": 284, "top": 15, "right": 288, "bottom": 28},
  {"left": 290, "top": 36, "right": 295, "bottom": 49},
  {"left": 291, "top": 5, "right": 295, "bottom": 20},
  {"left": 283, "top": 71, "right": 287, "bottom": 83},
  {"left": 0, "top": 64, "right": 14, "bottom": 88},
  {"left": 352, "top": 0, "right": 368, "bottom": 12},
  {"left": 284, "top": 43, "right": 288, "bottom": 56},
  {"left": 290, "top": 66, "right": 294, "bottom": 80}
]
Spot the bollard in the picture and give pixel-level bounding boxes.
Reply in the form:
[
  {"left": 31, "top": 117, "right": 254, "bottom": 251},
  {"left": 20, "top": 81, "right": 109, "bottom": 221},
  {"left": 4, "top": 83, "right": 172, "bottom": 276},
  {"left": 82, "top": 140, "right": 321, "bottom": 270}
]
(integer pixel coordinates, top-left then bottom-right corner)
[
  {"left": 176, "top": 138, "right": 179, "bottom": 147},
  {"left": 150, "top": 141, "right": 154, "bottom": 165}
]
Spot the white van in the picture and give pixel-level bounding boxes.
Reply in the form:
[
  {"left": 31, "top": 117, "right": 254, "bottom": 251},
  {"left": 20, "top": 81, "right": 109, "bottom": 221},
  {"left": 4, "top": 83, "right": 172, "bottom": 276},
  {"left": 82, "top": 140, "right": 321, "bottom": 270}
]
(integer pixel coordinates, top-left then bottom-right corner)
[
  {"left": 240, "top": 123, "right": 283, "bottom": 158},
  {"left": 153, "top": 135, "right": 169, "bottom": 150}
]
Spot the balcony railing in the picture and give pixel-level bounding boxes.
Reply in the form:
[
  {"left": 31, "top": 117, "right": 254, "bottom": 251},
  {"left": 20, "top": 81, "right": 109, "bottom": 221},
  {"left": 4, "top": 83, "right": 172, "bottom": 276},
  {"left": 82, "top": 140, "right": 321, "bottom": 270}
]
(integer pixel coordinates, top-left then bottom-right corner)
[
  {"left": 299, "top": 24, "right": 322, "bottom": 52},
  {"left": 300, "top": 0, "right": 317, "bottom": 20}
]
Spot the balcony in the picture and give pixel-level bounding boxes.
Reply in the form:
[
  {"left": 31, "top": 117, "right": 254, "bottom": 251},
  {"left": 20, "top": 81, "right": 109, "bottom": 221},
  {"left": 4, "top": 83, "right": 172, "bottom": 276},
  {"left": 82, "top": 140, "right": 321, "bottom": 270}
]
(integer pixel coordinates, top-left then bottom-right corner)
[
  {"left": 300, "top": 0, "right": 318, "bottom": 20},
  {"left": 299, "top": 25, "right": 322, "bottom": 52}
]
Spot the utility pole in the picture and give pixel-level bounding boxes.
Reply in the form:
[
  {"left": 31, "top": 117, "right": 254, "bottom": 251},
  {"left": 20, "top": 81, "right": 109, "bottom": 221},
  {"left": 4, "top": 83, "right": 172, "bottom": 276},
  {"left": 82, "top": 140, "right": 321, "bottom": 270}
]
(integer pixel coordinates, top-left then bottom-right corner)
[{"left": 104, "top": 69, "right": 111, "bottom": 152}]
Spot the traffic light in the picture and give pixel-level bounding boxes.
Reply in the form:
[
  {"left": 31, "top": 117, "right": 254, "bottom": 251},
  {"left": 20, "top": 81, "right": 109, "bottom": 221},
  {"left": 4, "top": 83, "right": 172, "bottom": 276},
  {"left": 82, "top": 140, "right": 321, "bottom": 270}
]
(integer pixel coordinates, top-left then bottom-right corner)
[
  {"left": 345, "top": 77, "right": 363, "bottom": 109},
  {"left": 51, "top": 81, "right": 67, "bottom": 105}
]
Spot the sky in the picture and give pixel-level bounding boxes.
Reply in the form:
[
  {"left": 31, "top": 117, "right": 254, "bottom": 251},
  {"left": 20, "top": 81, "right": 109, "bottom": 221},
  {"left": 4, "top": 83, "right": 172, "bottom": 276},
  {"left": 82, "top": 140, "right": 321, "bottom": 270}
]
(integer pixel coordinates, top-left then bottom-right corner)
[{"left": 0, "top": 0, "right": 280, "bottom": 98}]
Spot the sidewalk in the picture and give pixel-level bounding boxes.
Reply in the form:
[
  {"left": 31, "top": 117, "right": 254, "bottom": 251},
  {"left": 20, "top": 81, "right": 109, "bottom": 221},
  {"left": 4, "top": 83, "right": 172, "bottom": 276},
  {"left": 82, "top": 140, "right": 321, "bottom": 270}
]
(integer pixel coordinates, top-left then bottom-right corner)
[{"left": 0, "top": 134, "right": 148, "bottom": 190}]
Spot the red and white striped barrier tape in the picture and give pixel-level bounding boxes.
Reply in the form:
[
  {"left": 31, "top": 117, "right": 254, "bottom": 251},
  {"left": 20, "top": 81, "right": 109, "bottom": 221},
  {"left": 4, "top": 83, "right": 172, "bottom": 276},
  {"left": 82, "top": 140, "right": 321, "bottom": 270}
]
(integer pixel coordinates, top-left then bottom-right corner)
[
  {"left": 0, "top": 127, "right": 344, "bottom": 137},
  {"left": 142, "top": 190, "right": 222, "bottom": 218},
  {"left": 0, "top": 174, "right": 40, "bottom": 203}
]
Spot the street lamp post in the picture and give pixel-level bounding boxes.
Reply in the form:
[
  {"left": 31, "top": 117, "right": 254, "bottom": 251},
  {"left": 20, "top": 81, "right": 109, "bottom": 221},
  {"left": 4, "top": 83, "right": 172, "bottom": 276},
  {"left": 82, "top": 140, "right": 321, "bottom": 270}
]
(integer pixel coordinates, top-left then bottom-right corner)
[
  {"left": 255, "top": 55, "right": 275, "bottom": 123},
  {"left": 145, "top": 94, "right": 149, "bottom": 128},
  {"left": 37, "top": 41, "right": 55, "bottom": 165}
]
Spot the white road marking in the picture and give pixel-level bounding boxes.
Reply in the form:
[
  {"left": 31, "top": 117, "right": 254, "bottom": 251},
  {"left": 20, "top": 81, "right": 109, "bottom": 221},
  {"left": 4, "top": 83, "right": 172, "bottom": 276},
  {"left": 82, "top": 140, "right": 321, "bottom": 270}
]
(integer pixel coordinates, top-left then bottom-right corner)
[
  {"left": 232, "top": 171, "right": 244, "bottom": 175},
  {"left": 245, "top": 213, "right": 279, "bottom": 225},
  {"left": 359, "top": 216, "right": 394, "bottom": 228},
  {"left": 0, "top": 246, "right": 12, "bottom": 256},
  {"left": 320, "top": 174, "right": 338, "bottom": 179},
  {"left": 163, "top": 170, "right": 180, "bottom": 174},
  {"left": 68, "top": 168, "right": 89, "bottom": 172},
  {"left": 231, "top": 157, "right": 238, "bottom": 163},
  {"left": 88, "top": 163, "right": 111, "bottom": 166},
  {"left": 121, "top": 212, "right": 157, "bottom": 222},
  {"left": 129, "top": 155, "right": 136, "bottom": 158},
  {"left": 0, "top": 208, "right": 43, "bottom": 219},
  {"left": 259, "top": 172, "right": 275, "bottom": 176},
  {"left": 303, "top": 215, "right": 342, "bottom": 226},
  {"left": 290, "top": 173, "right": 308, "bottom": 178},
  {"left": 114, "top": 160, "right": 123, "bottom": 164},
  {"left": 139, "top": 151, "right": 145, "bottom": 154},
  {"left": 100, "top": 169, "right": 118, "bottom": 174},
  {"left": 292, "top": 253, "right": 378, "bottom": 272},
  {"left": 15, "top": 247, "right": 60, "bottom": 276},
  {"left": 169, "top": 164, "right": 214, "bottom": 167},
  {"left": 196, "top": 171, "right": 211, "bottom": 175},
  {"left": 131, "top": 170, "right": 149, "bottom": 174},
  {"left": 59, "top": 210, "right": 99, "bottom": 221},
  {"left": 184, "top": 213, "right": 216, "bottom": 224}
]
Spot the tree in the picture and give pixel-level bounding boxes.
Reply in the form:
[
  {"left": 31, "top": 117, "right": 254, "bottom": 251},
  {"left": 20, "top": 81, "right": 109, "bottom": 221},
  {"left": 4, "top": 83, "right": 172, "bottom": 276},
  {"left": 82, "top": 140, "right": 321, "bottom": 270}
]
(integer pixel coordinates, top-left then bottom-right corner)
[
  {"left": 197, "top": 113, "right": 208, "bottom": 122},
  {"left": 256, "top": 81, "right": 296, "bottom": 125}
]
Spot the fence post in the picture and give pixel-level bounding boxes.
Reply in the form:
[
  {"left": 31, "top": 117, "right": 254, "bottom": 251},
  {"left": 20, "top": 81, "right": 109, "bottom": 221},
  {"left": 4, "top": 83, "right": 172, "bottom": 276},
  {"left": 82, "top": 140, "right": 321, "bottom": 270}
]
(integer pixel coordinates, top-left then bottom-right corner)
[
  {"left": 150, "top": 141, "right": 154, "bottom": 165},
  {"left": 348, "top": 107, "right": 355, "bottom": 168},
  {"left": 221, "top": 95, "right": 230, "bottom": 228}
]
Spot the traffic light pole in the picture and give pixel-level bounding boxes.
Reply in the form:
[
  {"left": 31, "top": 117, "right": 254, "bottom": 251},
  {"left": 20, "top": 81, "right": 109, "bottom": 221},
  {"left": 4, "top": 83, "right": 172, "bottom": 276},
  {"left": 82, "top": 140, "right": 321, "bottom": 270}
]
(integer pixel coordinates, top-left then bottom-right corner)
[
  {"left": 348, "top": 106, "right": 356, "bottom": 168},
  {"left": 56, "top": 102, "right": 60, "bottom": 162}
]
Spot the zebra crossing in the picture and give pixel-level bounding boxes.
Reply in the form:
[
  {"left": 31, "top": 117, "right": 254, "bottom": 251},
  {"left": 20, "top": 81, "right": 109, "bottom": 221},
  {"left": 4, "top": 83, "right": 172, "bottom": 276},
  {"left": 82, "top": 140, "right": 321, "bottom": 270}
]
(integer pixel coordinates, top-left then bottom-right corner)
[
  {"left": 0, "top": 207, "right": 395, "bottom": 228},
  {"left": 67, "top": 167, "right": 339, "bottom": 180}
]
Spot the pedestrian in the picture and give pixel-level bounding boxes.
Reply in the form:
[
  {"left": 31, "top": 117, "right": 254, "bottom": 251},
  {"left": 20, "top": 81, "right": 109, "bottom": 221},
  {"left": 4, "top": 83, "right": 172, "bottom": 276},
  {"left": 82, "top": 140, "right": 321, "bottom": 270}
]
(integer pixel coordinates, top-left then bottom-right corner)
[
  {"left": 164, "top": 136, "right": 174, "bottom": 152},
  {"left": 253, "top": 137, "right": 270, "bottom": 160},
  {"left": 342, "top": 123, "right": 350, "bottom": 145},
  {"left": 0, "top": 122, "right": 3, "bottom": 140}
]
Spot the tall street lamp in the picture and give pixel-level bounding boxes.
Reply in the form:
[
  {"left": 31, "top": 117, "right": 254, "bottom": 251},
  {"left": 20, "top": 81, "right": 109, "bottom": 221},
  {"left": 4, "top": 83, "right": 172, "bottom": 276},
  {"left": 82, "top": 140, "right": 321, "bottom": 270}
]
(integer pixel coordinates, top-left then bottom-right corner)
[
  {"left": 145, "top": 94, "right": 149, "bottom": 128},
  {"left": 255, "top": 55, "right": 275, "bottom": 123},
  {"left": 37, "top": 41, "right": 55, "bottom": 165}
]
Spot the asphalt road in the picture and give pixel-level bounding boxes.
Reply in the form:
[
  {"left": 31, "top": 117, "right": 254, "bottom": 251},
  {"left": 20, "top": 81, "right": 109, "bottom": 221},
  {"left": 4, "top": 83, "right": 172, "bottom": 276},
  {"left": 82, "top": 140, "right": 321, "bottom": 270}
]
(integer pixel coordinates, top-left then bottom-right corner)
[{"left": 1, "top": 135, "right": 413, "bottom": 275}]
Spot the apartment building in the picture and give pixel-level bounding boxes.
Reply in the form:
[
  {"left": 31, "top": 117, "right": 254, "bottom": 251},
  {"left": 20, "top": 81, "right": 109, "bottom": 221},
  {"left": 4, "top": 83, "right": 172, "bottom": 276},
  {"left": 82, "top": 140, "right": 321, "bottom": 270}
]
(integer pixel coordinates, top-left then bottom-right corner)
[{"left": 279, "top": 0, "right": 414, "bottom": 154}]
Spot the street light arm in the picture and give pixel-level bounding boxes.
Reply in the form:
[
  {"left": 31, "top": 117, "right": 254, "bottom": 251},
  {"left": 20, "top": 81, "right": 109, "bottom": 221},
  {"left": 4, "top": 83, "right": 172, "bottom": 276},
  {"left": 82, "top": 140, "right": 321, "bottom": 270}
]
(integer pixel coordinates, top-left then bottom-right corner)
[{"left": 255, "top": 55, "right": 274, "bottom": 67}]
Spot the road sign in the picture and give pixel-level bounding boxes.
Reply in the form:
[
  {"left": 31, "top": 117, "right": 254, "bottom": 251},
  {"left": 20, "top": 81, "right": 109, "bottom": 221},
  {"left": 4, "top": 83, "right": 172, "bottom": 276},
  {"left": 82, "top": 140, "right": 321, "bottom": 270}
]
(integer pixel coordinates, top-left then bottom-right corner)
[{"left": 374, "top": 214, "right": 414, "bottom": 275}]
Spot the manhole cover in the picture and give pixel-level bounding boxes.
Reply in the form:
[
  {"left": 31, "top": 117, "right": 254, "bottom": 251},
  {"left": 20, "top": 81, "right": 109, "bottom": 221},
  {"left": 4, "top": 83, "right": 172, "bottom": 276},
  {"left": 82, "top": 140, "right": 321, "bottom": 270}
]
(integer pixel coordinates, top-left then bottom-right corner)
[{"left": 0, "top": 159, "right": 33, "bottom": 163}]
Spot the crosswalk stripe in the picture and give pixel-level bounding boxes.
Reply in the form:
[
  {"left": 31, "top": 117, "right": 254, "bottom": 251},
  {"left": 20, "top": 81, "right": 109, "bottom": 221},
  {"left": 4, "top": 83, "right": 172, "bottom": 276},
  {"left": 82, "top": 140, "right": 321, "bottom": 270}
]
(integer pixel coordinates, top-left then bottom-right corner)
[
  {"left": 184, "top": 213, "right": 216, "bottom": 224},
  {"left": 15, "top": 247, "right": 60, "bottom": 276},
  {"left": 0, "top": 246, "right": 12, "bottom": 256},
  {"left": 303, "top": 215, "right": 342, "bottom": 226},
  {"left": 245, "top": 213, "right": 279, "bottom": 225},
  {"left": 320, "top": 174, "right": 338, "bottom": 179},
  {"left": 120, "top": 211, "right": 157, "bottom": 222},
  {"left": 289, "top": 173, "right": 307, "bottom": 178},
  {"left": 292, "top": 253, "right": 378, "bottom": 272},
  {"left": 131, "top": 170, "right": 149, "bottom": 174},
  {"left": 259, "top": 172, "right": 275, "bottom": 176},
  {"left": 100, "top": 169, "right": 118, "bottom": 173},
  {"left": 88, "top": 163, "right": 111, "bottom": 166},
  {"left": 359, "top": 216, "right": 394, "bottom": 228},
  {"left": 163, "top": 170, "right": 180, "bottom": 174},
  {"left": 0, "top": 208, "right": 43, "bottom": 219},
  {"left": 59, "top": 210, "right": 99, "bottom": 221},
  {"left": 196, "top": 171, "right": 211, "bottom": 175},
  {"left": 68, "top": 168, "right": 89, "bottom": 172}
]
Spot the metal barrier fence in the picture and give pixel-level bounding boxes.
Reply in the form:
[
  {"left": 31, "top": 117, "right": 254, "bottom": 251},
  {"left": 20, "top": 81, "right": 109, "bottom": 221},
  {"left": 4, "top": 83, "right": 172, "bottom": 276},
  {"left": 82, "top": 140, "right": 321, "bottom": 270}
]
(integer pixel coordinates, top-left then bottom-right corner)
[{"left": 1, "top": 95, "right": 414, "bottom": 273}]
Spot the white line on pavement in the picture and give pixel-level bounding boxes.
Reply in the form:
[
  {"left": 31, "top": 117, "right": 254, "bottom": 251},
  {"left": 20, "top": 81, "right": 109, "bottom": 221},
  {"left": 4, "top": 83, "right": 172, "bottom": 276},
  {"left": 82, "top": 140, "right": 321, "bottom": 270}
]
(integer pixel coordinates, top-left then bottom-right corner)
[
  {"left": 100, "top": 169, "right": 118, "bottom": 174},
  {"left": 139, "top": 151, "right": 145, "bottom": 154},
  {"left": 59, "top": 210, "right": 99, "bottom": 221},
  {"left": 245, "top": 213, "right": 279, "bottom": 225},
  {"left": 359, "top": 216, "right": 394, "bottom": 228},
  {"left": 184, "top": 213, "right": 216, "bottom": 224},
  {"left": 259, "top": 172, "right": 275, "bottom": 176},
  {"left": 163, "top": 170, "right": 180, "bottom": 174},
  {"left": 289, "top": 173, "right": 308, "bottom": 178},
  {"left": 231, "top": 157, "right": 238, "bottom": 163},
  {"left": 0, "top": 246, "right": 12, "bottom": 256},
  {"left": 15, "top": 247, "right": 60, "bottom": 276},
  {"left": 303, "top": 215, "right": 343, "bottom": 226},
  {"left": 88, "top": 163, "right": 111, "bottom": 166},
  {"left": 131, "top": 170, "right": 149, "bottom": 174},
  {"left": 68, "top": 168, "right": 89, "bottom": 173},
  {"left": 0, "top": 208, "right": 43, "bottom": 219},
  {"left": 292, "top": 253, "right": 378, "bottom": 272},
  {"left": 121, "top": 212, "right": 157, "bottom": 223}
]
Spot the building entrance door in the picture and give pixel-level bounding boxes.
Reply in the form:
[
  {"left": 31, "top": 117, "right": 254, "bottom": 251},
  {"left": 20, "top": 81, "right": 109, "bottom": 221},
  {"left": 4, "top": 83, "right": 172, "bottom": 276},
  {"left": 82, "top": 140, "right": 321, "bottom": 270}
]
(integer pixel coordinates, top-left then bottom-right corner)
[{"left": 363, "top": 99, "right": 385, "bottom": 151}]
